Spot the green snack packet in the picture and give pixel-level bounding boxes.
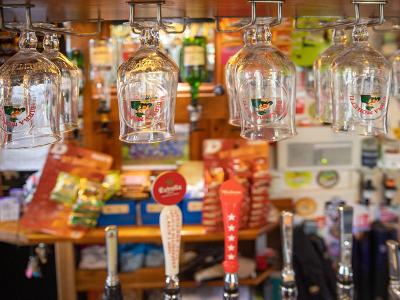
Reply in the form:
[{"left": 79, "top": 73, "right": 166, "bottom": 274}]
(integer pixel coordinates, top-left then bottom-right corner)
[
  {"left": 69, "top": 213, "right": 98, "bottom": 228},
  {"left": 50, "top": 172, "right": 80, "bottom": 205},
  {"left": 102, "top": 170, "right": 121, "bottom": 201}
]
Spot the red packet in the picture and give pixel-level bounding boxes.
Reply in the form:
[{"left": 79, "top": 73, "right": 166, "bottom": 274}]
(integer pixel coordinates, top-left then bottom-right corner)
[{"left": 20, "top": 143, "right": 112, "bottom": 238}]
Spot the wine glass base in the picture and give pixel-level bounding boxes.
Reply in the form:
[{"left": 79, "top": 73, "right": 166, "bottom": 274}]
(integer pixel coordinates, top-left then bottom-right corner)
[
  {"left": 60, "top": 123, "right": 79, "bottom": 133},
  {"left": 1, "top": 134, "right": 62, "bottom": 149},
  {"left": 240, "top": 127, "right": 296, "bottom": 142},
  {"left": 332, "top": 122, "right": 386, "bottom": 136},
  {"left": 228, "top": 119, "right": 241, "bottom": 127},
  {"left": 120, "top": 131, "right": 174, "bottom": 144}
]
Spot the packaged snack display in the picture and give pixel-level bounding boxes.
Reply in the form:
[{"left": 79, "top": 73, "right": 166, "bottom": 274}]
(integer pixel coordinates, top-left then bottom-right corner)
[
  {"left": 20, "top": 144, "right": 113, "bottom": 238},
  {"left": 203, "top": 140, "right": 270, "bottom": 231}
]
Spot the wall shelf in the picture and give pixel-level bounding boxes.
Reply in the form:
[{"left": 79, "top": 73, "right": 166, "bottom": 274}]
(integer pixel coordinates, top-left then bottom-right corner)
[
  {"left": 76, "top": 266, "right": 277, "bottom": 291},
  {"left": 0, "top": 221, "right": 277, "bottom": 245}
]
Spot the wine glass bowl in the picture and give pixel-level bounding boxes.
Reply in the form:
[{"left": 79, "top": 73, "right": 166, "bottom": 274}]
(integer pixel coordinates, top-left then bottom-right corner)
[
  {"left": 0, "top": 30, "right": 61, "bottom": 149},
  {"left": 235, "top": 24, "right": 297, "bottom": 141},
  {"left": 43, "top": 32, "right": 80, "bottom": 133},
  {"left": 117, "top": 27, "right": 179, "bottom": 143},
  {"left": 331, "top": 25, "right": 391, "bottom": 136}
]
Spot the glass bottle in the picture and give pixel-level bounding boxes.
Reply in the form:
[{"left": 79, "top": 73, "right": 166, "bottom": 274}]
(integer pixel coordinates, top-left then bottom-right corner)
[
  {"left": 117, "top": 27, "right": 179, "bottom": 143},
  {"left": 225, "top": 27, "right": 255, "bottom": 127},
  {"left": 180, "top": 35, "right": 207, "bottom": 129},
  {"left": 68, "top": 49, "right": 85, "bottom": 118},
  {"left": 0, "top": 30, "right": 61, "bottom": 148},
  {"left": 236, "top": 24, "right": 297, "bottom": 141},
  {"left": 313, "top": 29, "right": 348, "bottom": 124},
  {"left": 43, "top": 33, "right": 80, "bottom": 132},
  {"left": 331, "top": 25, "right": 391, "bottom": 136}
]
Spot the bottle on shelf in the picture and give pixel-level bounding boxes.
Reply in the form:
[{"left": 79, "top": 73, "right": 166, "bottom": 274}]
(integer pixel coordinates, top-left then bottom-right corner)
[
  {"left": 337, "top": 205, "right": 354, "bottom": 300},
  {"left": 280, "top": 211, "right": 297, "bottom": 300},
  {"left": 180, "top": 35, "right": 207, "bottom": 130},
  {"left": 387, "top": 240, "right": 400, "bottom": 300},
  {"left": 103, "top": 226, "right": 123, "bottom": 300}
]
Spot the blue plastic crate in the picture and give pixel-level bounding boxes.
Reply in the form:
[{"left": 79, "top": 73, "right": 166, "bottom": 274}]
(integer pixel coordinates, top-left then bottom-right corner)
[
  {"left": 139, "top": 198, "right": 164, "bottom": 225},
  {"left": 180, "top": 198, "right": 203, "bottom": 225},
  {"left": 97, "top": 199, "right": 137, "bottom": 227}
]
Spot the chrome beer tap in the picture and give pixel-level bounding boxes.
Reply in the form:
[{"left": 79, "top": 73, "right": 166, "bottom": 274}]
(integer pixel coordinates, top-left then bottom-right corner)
[
  {"left": 387, "top": 240, "right": 400, "bottom": 300},
  {"left": 280, "top": 211, "right": 297, "bottom": 300},
  {"left": 337, "top": 205, "right": 354, "bottom": 300}
]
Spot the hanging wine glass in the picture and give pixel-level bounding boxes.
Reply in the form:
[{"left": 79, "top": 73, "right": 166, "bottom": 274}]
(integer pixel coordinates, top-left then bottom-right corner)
[
  {"left": 235, "top": 23, "right": 297, "bottom": 141},
  {"left": 0, "top": 29, "right": 61, "bottom": 148},
  {"left": 392, "top": 50, "right": 400, "bottom": 100},
  {"left": 43, "top": 31, "right": 80, "bottom": 133},
  {"left": 225, "top": 26, "right": 256, "bottom": 127},
  {"left": 117, "top": 23, "right": 179, "bottom": 143},
  {"left": 331, "top": 24, "right": 391, "bottom": 136},
  {"left": 313, "top": 28, "right": 348, "bottom": 124}
]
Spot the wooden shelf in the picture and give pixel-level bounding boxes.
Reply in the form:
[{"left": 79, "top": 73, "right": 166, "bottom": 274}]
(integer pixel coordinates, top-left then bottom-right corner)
[
  {"left": 79, "top": 222, "right": 278, "bottom": 244},
  {"left": 0, "top": 221, "right": 278, "bottom": 246},
  {"left": 76, "top": 266, "right": 277, "bottom": 291}
]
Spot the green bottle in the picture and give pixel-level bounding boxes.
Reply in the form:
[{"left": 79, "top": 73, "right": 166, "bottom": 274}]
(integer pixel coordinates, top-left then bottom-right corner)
[{"left": 180, "top": 36, "right": 207, "bottom": 130}]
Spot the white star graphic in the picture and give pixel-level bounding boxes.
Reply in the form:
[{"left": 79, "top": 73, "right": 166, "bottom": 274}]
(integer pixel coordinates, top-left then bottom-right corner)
[
  {"left": 228, "top": 235, "right": 235, "bottom": 242},
  {"left": 228, "top": 225, "right": 235, "bottom": 232},
  {"left": 228, "top": 213, "right": 235, "bottom": 221},
  {"left": 228, "top": 254, "right": 235, "bottom": 260},
  {"left": 228, "top": 245, "right": 235, "bottom": 252}
]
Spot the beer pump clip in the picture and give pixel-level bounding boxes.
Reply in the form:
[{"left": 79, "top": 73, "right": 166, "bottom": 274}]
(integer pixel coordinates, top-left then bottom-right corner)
[
  {"left": 152, "top": 172, "right": 187, "bottom": 300},
  {"left": 219, "top": 179, "right": 244, "bottom": 300}
]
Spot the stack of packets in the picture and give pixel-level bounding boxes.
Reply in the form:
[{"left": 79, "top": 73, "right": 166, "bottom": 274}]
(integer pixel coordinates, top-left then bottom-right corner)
[
  {"left": 203, "top": 140, "right": 270, "bottom": 231},
  {"left": 120, "top": 170, "right": 150, "bottom": 199},
  {"left": 20, "top": 144, "right": 114, "bottom": 238},
  {"left": 51, "top": 171, "right": 120, "bottom": 228}
]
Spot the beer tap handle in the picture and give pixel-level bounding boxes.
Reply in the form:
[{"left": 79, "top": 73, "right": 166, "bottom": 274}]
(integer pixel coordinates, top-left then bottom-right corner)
[
  {"left": 220, "top": 179, "right": 244, "bottom": 300},
  {"left": 337, "top": 205, "right": 354, "bottom": 300},
  {"left": 160, "top": 205, "right": 183, "bottom": 300},
  {"left": 387, "top": 240, "right": 400, "bottom": 300},
  {"left": 280, "top": 211, "right": 297, "bottom": 300}
]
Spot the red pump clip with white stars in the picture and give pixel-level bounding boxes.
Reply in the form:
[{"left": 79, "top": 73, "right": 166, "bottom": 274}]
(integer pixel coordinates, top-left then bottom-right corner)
[{"left": 219, "top": 179, "right": 244, "bottom": 274}]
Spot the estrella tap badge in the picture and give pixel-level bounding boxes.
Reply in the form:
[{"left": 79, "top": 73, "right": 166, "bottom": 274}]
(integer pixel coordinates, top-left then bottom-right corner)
[
  {"left": 151, "top": 171, "right": 187, "bottom": 206},
  {"left": 251, "top": 98, "right": 274, "bottom": 116},
  {"left": 3, "top": 104, "right": 35, "bottom": 127},
  {"left": 350, "top": 94, "right": 385, "bottom": 117}
]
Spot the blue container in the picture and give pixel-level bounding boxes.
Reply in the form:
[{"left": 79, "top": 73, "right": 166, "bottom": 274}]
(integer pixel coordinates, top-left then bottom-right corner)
[
  {"left": 140, "top": 198, "right": 164, "bottom": 225},
  {"left": 180, "top": 198, "right": 203, "bottom": 225},
  {"left": 97, "top": 199, "right": 137, "bottom": 227}
]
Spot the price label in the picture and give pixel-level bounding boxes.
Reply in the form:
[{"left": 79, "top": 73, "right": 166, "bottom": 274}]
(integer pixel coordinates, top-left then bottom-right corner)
[{"left": 151, "top": 171, "right": 187, "bottom": 206}]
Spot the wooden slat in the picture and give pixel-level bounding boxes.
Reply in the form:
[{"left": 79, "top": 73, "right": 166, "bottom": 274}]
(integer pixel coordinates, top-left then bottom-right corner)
[
  {"left": 3, "top": 0, "right": 398, "bottom": 25},
  {"left": 76, "top": 266, "right": 277, "bottom": 291},
  {"left": 55, "top": 242, "right": 78, "bottom": 300}
]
